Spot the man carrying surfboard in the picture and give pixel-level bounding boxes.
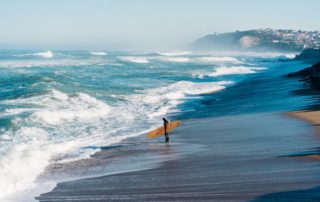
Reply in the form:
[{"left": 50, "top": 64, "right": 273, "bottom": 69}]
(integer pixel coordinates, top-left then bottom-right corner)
[
  {"left": 146, "top": 118, "right": 180, "bottom": 142},
  {"left": 163, "top": 117, "right": 170, "bottom": 143}
]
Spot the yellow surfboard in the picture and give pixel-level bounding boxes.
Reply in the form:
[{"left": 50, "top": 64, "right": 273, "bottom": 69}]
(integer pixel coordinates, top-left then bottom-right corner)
[{"left": 146, "top": 121, "right": 180, "bottom": 138}]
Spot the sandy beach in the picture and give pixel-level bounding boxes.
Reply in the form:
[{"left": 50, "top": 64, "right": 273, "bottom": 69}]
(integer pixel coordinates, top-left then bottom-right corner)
[
  {"left": 288, "top": 110, "right": 320, "bottom": 160},
  {"left": 36, "top": 112, "right": 320, "bottom": 201},
  {"left": 289, "top": 110, "right": 320, "bottom": 126}
]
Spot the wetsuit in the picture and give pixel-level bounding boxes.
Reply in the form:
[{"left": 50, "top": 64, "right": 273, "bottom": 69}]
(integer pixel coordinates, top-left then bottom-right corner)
[{"left": 163, "top": 118, "right": 169, "bottom": 143}]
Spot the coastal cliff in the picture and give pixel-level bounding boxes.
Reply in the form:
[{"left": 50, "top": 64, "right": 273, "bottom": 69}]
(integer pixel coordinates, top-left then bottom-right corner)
[{"left": 191, "top": 29, "right": 320, "bottom": 52}]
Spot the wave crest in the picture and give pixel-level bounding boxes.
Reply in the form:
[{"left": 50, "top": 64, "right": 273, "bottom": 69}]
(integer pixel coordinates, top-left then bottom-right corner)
[
  {"left": 193, "top": 66, "right": 266, "bottom": 78},
  {"left": 161, "top": 57, "right": 190, "bottom": 63},
  {"left": 0, "top": 89, "right": 113, "bottom": 199},
  {"left": 90, "top": 51, "right": 107, "bottom": 56},
  {"left": 119, "top": 56, "right": 149, "bottom": 64},
  {"left": 33, "top": 51, "right": 54, "bottom": 58},
  {"left": 157, "top": 51, "right": 192, "bottom": 56},
  {"left": 197, "top": 56, "right": 239, "bottom": 62},
  {"left": 4, "top": 89, "right": 111, "bottom": 125},
  {"left": 135, "top": 80, "right": 233, "bottom": 118}
]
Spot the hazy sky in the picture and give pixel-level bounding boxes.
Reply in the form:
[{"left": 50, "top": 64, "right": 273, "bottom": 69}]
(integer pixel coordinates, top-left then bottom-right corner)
[{"left": 1, "top": 0, "right": 320, "bottom": 50}]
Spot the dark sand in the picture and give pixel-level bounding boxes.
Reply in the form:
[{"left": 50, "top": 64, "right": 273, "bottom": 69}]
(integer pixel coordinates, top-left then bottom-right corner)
[{"left": 37, "top": 113, "right": 320, "bottom": 201}]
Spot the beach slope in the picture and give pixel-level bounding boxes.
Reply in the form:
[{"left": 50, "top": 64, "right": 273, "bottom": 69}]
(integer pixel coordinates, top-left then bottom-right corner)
[{"left": 37, "top": 113, "right": 320, "bottom": 201}]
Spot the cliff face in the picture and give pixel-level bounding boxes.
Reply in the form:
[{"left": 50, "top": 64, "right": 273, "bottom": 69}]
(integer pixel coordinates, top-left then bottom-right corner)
[
  {"left": 191, "top": 31, "right": 249, "bottom": 51},
  {"left": 288, "top": 63, "right": 320, "bottom": 90},
  {"left": 294, "top": 49, "right": 320, "bottom": 64},
  {"left": 191, "top": 29, "right": 320, "bottom": 52}
]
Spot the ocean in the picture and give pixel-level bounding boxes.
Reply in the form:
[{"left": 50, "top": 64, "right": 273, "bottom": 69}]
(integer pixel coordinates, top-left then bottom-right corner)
[{"left": 0, "top": 50, "right": 311, "bottom": 201}]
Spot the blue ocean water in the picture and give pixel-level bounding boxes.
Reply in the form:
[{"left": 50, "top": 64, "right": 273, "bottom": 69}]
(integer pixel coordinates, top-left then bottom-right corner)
[{"left": 0, "top": 50, "right": 309, "bottom": 200}]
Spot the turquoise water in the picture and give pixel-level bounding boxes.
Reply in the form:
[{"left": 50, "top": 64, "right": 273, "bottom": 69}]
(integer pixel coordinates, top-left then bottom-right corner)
[{"left": 0, "top": 50, "right": 308, "bottom": 200}]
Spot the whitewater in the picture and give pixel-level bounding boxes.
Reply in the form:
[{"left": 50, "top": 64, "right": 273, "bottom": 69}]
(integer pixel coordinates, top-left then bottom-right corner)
[{"left": 0, "top": 50, "right": 292, "bottom": 201}]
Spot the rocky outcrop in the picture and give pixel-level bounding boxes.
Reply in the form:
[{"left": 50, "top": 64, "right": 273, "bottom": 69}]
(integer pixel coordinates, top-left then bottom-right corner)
[
  {"left": 294, "top": 49, "right": 320, "bottom": 64},
  {"left": 288, "top": 63, "right": 320, "bottom": 90}
]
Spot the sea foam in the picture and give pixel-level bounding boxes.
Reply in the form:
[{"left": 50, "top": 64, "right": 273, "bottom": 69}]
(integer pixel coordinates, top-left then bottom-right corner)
[
  {"left": 197, "top": 56, "right": 239, "bottom": 62},
  {"left": 156, "top": 56, "right": 240, "bottom": 64},
  {"left": 119, "top": 56, "right": 149, "bottom": 64},
  {"left": 135, "top": 80, "right": 233, "bottom": 118},
  {"left": 160, "top": 57, "right": 190, "bottom": 63},
  {"left": 90, "top": 51, "right": 107, "bottom": 56},
  {"left": 33, "top": 51, "right": 54, "bottom": 58},
  {"left": 0, "top": 51, "right": 258, "bottom": 201},
  {"left": 209, "top": 66, "right": 266, "bottom": 77},
  {"left": 0, "top": 59, "right": 105, "bottom": 68},
  {"left": 158, "top": 51, "right": 192, "bottom": 56},
  {"left": 0, "top": 77, "right": 235, "bottom": 200},
  {"left": 4, "top": 89, "right": 111, "bottom": 125},
  {"left": 193, "top": 66, "right": 266, "bottom": 78},
  {"left": 0, "top": 89, "right": 113, "bottom": 200}
]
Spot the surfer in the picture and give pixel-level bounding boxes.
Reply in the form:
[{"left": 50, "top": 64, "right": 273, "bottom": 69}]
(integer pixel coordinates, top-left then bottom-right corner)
[{"left": 163, "top": 117, "right": 169, "bottom": 143}]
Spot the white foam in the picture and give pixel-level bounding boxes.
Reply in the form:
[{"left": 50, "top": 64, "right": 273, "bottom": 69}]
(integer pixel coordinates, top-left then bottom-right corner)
[
  {"left": 33, "top": 51, "right": 54, "bottom": 58},
  {"left": 0, "top": 127, "right": 99, "bottom": 201},
  {"left": 284, "top": 54, "right": 296, "bottom": 59},
  {"left": 0, "top": 59, "right": 106, "bottom": 68},
  {"left": 90, "top": 51, "right": 107, "bottom": 56},
  {"left": 158, "top": 51, "right": 192, "bottom": 56},
  {"left": 0, "top": 89, "right": 115, "bottom": 200},
  {"left": 0, "top": 79, "right": 233, "bottom": 200},
  {"left": 211, "top": 66, "right": 266, "bottom": 77},
  {"left": 0, "top": 108, "right": 34, "bottom": 117},
  {"left": 119, "top": 56, "right": 149, "bottom": 64},
  {"left": 0, "top": 127, "right": 50, "bottom": 200},
  {"left": 156, "top": 56, "right": 240, "bottom": 64},
  {"left": 197, "top": 56, "right": 239, "bottom": 62},
  {"left": 3, "top": 90, "right": 111, "bottom": 125},
  {"left": 193, "top": 66, "right": 266, "bottom": 78},
  {"left": 135, "top": 80, "right": 233, "bottom": 118},
  {"left": 161, "top": 57, "right": 190, "bottom": 63}
]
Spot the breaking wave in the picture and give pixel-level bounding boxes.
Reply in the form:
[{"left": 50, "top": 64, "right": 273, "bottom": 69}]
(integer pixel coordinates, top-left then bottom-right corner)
[
  {"left": 284, "top": 54, "right": 296, "bottom": 59},
  {"left": 193, "top": 66, "right": 266, "bottom": 78},
  {"left": 210, "top": 66, "right": 266, "bottom": 77},
  {"left": 197, "top": 56, "right": 239, "bottom": 62},
  {"left": 33, "top": 51, "right": 54, "bottom": 58},
  {"left": 119, "top": 56, "right": 149, "bottom": 64},
  {"left": 0, "top": 50, "right": 275, "bottom": 201},
  {"left": 0, "top": 90, "right": 112, "bottom": 200},
  {"left": 135, "top": 80, "right": 233, "bottom": 118},
  {"left": 160, "top": 57, "right": 190, "bottom": 63},
  {"left": 0, "top": 78, "right": 234, "bottom": 200},
  {"left": 90, "top": 51, "right": 107, "bottom": 56},
  {"left": 157, "top": 51, "right": 192, "bottom": 56},
  {"left": 0, "top": 59, "right": 106, "bottom": 68},
  {"left": 156, "top": 56, "right": 240, "bottom": 64}
]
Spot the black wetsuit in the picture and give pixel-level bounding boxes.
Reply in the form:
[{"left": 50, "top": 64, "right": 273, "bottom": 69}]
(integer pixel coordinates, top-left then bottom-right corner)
[{"left": 163, "top": 118, "right": 169, "bottom": 143}]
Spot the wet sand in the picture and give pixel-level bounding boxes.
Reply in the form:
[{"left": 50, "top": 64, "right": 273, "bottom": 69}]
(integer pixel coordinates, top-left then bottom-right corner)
[
  {"left": 289, "top": 110, "right": 320, "bottom": 125},
  {"left": 37, "top": 113, "right": 320, "bottom": 201}
]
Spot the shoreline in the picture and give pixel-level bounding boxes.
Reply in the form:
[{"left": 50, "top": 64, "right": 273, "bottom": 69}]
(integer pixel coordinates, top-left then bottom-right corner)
[
  {"left": 36, "top": 112, "right": 320, "bottom": 201},
  {"left": 288, "top": 110, "right": 320, "bottom": 126},
  {"left": 287, "top": 110, "right": 320, "bottom": 160},
  {"left": 32, "top": 124, "right": 197, "bottom": 202}
]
